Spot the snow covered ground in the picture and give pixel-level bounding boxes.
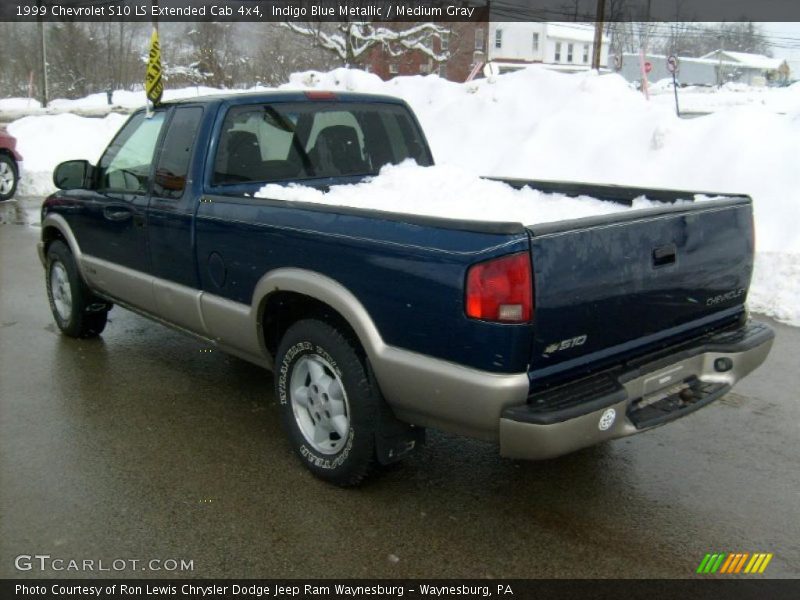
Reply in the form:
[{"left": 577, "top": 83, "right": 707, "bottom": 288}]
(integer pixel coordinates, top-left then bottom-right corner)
[
  {"left": 648, "top": 79, "right": 800, "bottom": 114},
  {"left": 6, "top": 66, "right": 800, "bottom": 325}
]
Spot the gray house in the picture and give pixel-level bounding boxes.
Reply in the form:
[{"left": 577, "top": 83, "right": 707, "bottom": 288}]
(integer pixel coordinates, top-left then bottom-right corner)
[{"left": 612, "top": 50, "right": 790, "bottom": 87}]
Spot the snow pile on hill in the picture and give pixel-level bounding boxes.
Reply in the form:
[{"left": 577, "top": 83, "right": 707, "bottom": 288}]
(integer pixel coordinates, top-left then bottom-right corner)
[
  {"left": 7, "top": 66, "right": 800, "bottom": 324},
  {"left": 256, "top": 160, "right": 669, "bottom": 224}
]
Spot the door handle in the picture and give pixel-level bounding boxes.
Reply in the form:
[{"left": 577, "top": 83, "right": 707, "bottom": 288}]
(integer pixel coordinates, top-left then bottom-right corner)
[
  {"left": 652, "top": 244, "right": 677, "bottom": 267},
  {"left": 103, "top": 206, "right": 132, "bottom": 222}
]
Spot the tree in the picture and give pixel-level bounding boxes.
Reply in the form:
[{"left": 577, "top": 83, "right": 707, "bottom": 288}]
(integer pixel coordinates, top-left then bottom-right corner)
[
  {"left": 253, "top": 24, "right": 340, "bottom": 86},
  {"left": 183, "top": 22, "right": 242, "bottom": 88},
  {"left": 282, "top": 21, "right": 450, "bottom": 67}
]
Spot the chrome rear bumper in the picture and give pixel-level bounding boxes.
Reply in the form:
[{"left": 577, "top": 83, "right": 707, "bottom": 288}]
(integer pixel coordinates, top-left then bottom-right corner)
[{"left": 499, "top": 321, "right": 774, "bottom": 460}]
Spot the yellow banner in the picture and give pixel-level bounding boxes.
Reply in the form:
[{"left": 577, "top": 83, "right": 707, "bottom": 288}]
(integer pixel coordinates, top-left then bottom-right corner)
[{"left": 145, "top": 28, "right": 163, "bottom": 106}]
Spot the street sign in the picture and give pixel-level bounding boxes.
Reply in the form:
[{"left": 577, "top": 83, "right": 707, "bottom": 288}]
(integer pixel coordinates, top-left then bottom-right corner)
[
  {"left": 644, "top": 61, "right": 653, "bottom": 74},
  {"left": 667, "top": 55, "right": 681, "bottom": 117},
  {"left": 667, "top": 55, "right": 679, "bottom": 74}
]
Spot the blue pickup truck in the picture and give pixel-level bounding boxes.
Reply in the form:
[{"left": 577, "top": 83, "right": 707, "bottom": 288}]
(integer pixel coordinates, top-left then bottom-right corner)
[{"left": 39, "top": 91, "right": 774, "bottom": 485}]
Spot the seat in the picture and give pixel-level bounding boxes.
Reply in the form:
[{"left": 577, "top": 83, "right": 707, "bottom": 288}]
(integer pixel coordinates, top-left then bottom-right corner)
[
  {"left": 224, "top": 131, "right": 262, "bottom": 182},
  {"left": 310, "top": 126, "right": 368, "bottom": 176}
]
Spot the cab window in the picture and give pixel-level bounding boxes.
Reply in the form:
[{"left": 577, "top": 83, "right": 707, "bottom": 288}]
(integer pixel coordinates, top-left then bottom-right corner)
[
  {"left": 97, "top": 111, "right": 165, "bottom": 193},
  {"left": 212, "top": 102, "right": 432, "bottom": 186},
  {"left": 153, "top": 107, "right": 203, "bottom": 199}
]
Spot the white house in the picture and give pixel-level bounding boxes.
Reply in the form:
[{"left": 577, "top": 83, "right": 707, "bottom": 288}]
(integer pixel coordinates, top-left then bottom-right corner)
[{"left": 485, "top": 22, "right": 609, "bottom": 73}]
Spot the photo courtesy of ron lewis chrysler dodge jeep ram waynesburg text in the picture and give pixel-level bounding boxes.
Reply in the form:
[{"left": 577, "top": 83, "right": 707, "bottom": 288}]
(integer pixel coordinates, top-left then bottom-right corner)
[{"left": 38, "top": 91, "right": 773, "bottom": 486}]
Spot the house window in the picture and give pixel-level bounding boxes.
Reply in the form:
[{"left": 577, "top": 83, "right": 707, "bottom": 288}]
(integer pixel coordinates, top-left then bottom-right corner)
[
  {"left": 389, "top": 64, "right": 399, "bottom": 74},
  {"left": 440, "top": 33, "right": 449, "bottom": 51},
  {"left": 419, "top": 63, "right": 429, "bottom": 74},
  {"left": 583, "top": 44, "right": 590, "bottom": 63},
  {"left": 495, "top": 29, "right": 503, "bottom": 49},
  {"left": 475, "top": 28, "right": 484, "bottom": 51},
  {"left": 439, "top": 64, "right": 447, "bottom": 78},
  {"left": 555, "top": 42, "right": 561, "bottom": 62},
  {"left": 567, "top": 43, "right": 574, "bottom": 63},
  {"left": 532, "top": 33, "right": 540, "bottom": 53}
]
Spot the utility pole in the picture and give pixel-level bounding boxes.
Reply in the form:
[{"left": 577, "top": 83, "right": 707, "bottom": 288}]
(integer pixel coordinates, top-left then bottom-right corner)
[
  {"left": 639, "top": 0, "right": 652, "bottom": 99},
  {"left": 37, "top": 1, "right": 48, "bottom": 107},
  {"left": 591, "top": 0, "right": 605, "bottom": 70}
]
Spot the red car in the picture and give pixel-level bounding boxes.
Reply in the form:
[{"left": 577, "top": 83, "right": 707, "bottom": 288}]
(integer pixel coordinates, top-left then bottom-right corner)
[{"left": 0, "top": 126, "right": 22, "bottom": 201}]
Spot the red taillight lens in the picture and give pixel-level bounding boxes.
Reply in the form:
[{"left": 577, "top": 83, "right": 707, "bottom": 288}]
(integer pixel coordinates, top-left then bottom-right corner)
[{"left": 465, "top": 252, "right": 533, "bottom": 323}]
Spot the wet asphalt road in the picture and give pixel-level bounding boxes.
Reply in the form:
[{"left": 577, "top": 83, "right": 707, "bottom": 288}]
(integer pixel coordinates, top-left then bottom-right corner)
[{"left": 1, "top": 210, "right": 799, "bottom": 579}]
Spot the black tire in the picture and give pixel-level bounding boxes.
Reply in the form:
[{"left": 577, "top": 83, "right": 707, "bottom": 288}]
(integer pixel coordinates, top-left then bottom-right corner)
[
  {"left": 275, "top": 319, "right": 379, "bottom": 486},
  {"left": 0, "top": 154, "right": 18, "bottom": 201},
  {"left": 45, "top": 240, "right": 109, "bottom": 338}
]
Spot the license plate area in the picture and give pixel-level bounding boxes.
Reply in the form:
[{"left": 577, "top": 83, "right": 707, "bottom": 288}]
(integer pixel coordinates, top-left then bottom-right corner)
[{"left": 627, "top": 376, "right": 729, "bottom": 429}]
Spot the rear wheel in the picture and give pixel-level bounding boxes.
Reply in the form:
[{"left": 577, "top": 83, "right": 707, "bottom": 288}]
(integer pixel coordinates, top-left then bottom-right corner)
[
  {"left": 46, "top": 240, "right": 109, "bottom": 338},
  {"left": 0, "top": 155, "right": 18, "bottom": 201},
  {"left": 275, "top": 319, "right": 379, "bottom": 486}
]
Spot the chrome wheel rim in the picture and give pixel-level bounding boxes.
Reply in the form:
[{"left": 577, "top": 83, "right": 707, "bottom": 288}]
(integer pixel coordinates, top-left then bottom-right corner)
[
  {"left": 50, "top": 262, "right": 72, "bottom": 322},
  {"left": 290, "top": 354, "right": 350, "bottom": 455},
  {"left": 0, "top": 162, "right": 14, "bottom": 195}
]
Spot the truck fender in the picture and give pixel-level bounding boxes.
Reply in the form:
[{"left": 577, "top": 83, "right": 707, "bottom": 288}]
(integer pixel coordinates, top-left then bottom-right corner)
[
  {"left": 40, "top": 214, "right": 85, "bottom": 276},
  {"left": 251, "top": 268, "right": 424, "bottom": 462}
]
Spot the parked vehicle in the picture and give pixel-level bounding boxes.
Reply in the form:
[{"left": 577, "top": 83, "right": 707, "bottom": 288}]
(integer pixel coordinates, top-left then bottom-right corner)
[
  {"left": 0, "top": 126, "right": 22, "bottom": 201},
  {"left": 39, "top": 91, "right": 774, "bottom": 485}
]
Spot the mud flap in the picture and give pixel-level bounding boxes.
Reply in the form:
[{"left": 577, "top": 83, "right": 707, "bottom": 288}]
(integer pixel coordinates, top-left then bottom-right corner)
[{"left": 374, "top": 408, "right": 425, "bottom": 465}]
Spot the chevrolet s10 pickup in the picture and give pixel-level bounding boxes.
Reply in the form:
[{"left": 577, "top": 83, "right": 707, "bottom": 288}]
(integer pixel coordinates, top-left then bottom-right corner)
[{"left": 39, "top": 91, "right": 774, "bottom": 485}]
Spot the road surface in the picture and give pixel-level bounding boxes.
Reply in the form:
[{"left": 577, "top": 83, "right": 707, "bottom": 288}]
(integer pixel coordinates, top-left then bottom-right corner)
[{"left": 1, "top": 213, "right": 798, "bottom": 579}]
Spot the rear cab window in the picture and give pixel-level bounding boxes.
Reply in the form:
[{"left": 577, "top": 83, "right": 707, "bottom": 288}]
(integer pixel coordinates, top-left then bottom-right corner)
[
  {"left": 153, "top": 106, "right": 204, "bottom": 199},
  {"left": 211, "top": 101, "right": 432, "bottom": 187}
]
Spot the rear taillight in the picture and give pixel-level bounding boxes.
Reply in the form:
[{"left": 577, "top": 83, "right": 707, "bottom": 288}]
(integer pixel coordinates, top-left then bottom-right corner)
[
  {"left": 465, "top": 252, "right": 533, "bottom": 323},
  {"left": 304, "top": 91, "right": 337, "bottom": 100}
]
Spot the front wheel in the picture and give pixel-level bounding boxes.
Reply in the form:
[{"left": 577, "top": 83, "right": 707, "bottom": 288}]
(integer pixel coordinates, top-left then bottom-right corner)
[
  {"left": 46, "top": 240, "right": 109, "bottom": 338},
  {"left": 0, "top": 154, "right": 18, "bottom": 201},
  {"left": 275, "top": 319, "right": 379, "bottom": 486}
]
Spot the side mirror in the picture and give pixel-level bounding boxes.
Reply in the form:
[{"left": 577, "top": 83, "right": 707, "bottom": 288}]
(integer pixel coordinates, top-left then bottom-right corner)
[{"left": 53, "top": 160, "right": 93, "bottom": 190}]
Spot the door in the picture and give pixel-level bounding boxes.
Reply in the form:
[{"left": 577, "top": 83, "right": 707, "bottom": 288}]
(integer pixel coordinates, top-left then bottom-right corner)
[
  {"left": 77, "top": 110, "right": 166, "bottom": 309},
  {"left": 148, "top": 106, "right": 204, "bottom": 287},
  {"left": 147, "top": 106, "right": 207, "bottom": 333}
]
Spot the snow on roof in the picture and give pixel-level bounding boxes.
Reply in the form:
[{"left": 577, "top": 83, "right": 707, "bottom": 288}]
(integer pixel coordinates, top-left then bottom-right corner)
[
  {"left": 545, "top": 23, "right": 606, "bottom": 43},
  {"left": 620, "top": 52, "right": 784, "bottom": 69},
  {"left": 700, "top": 50, "right": 784, "bottom": 70}
]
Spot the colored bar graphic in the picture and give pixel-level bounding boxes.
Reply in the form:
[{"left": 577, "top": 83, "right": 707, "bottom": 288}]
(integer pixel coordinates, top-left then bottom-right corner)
[
  {"left": 734, "top": 553, "right": 749, "bottom": 573},
  {"left": 711, "top": 553, "right": 726, "bottom": 573},
  {"left": 744, "top": 554, "right": 759, "bottom": 574},
  {"left": 697, "top": 554, "right": 712, "bottom": 574},
  {"left": 719, "top": 554, "right": 735, "bottom": 573},
  {"left": 699, "top": 552, "right": 773, "bottom": 575},
  {"left": 759, "top": 554, "right": 773, "bottom": 573},
  {"left": 721, "top": 553, "right": 739, "bottom": 573}
]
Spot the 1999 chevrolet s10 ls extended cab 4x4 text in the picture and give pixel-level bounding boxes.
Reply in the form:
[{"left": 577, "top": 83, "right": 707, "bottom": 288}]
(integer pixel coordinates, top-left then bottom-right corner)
[{"left": 38, "top": 91, "right": 774, "bottom": 485}]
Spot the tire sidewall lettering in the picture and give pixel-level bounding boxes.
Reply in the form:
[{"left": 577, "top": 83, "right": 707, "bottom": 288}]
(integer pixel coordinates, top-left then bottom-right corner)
[{"left": 279, "top": 339, "right": 354, "bottom": 471}]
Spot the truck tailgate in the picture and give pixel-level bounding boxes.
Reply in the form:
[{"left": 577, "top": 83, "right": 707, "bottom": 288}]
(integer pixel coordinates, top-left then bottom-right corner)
[{"left": 526, "top": 198, "right": 754, "bottom": 384}]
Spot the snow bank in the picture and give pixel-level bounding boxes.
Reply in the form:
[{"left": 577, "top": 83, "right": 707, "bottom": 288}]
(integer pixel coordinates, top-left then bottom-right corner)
[
  {"left": 8, "top": 113, "right": 127, "bottom": 196},
  {"left": 0, "top": 97, "right": 42, "bottom": 111},
  {"left": 7, "top": 66, "right": 800, "bottom": 325},
  {"left": 46, "top": 85, "right": 262, "bottom": 112},
  {"left": 256, "top": 161, "right": 667, "bottom": 225}
]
